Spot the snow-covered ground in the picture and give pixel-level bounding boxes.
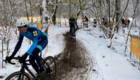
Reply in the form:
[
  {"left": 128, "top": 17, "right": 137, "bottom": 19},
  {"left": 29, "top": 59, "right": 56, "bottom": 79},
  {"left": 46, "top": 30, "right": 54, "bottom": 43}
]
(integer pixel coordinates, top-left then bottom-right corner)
[
  {"left": 0, "top": 24, "right": 140, "bottom": 80},
  {"left": 76, "top": 26, "right": 140, "bottom": 80}
]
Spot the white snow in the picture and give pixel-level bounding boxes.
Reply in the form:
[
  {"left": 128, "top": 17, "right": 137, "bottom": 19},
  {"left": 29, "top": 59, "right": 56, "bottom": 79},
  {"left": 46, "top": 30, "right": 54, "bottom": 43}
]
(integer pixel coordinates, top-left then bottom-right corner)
[{"left": 0, "top": 23, "right": 140, "bottom": 80}]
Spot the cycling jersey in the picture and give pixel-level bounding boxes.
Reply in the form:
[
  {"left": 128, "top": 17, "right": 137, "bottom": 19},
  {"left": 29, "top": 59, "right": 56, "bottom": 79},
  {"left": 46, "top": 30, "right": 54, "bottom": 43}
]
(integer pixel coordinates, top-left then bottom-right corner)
[{"left": 13, "top": 26, "right": 48, "bottom": 55}]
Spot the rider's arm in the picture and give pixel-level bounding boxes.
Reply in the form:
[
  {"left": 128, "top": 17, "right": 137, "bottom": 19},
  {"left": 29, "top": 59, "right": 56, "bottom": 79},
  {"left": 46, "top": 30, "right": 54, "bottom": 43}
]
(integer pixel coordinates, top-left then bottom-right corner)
[
  {"left": 26, "top": 35, "right": 38, "bottom": 55},
  {"left": 12, "top": 33, "right": 24, "bottom": 55}
]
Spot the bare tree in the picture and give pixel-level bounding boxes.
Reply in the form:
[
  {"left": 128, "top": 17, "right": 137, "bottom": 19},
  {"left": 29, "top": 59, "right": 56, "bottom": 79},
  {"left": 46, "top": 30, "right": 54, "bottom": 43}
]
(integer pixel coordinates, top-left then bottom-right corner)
[
  {"left": 125, "top": 0, "right": 139, "bottom": 52},
  {"left": 0, "top": 0, "right": 18, "bottom": 56},
  {"left": 115, "top": 0, "right": 121, "bottom": 32},
  {"left": 52, "top": 0, "right": 58, "bottom": 25},
  {"left": 24, "top": 0, "right": 29, "bottom": 20}
]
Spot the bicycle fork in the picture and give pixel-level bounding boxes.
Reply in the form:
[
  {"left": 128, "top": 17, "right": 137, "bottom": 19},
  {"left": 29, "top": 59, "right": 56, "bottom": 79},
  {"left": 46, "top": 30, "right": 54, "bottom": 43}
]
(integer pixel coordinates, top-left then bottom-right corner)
[{"left": 18, "top": 65, "right": 26, "bottom": 80}]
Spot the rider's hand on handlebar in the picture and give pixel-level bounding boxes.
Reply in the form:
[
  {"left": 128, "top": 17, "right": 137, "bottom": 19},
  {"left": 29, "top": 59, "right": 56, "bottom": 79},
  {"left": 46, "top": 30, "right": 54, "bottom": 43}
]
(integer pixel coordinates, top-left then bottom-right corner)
[
  {"left": 6, "top": 56, "right": 13, "bottom": 63},
  {"left": 19, "top": 53, "right": 28, "bottom": 63}
]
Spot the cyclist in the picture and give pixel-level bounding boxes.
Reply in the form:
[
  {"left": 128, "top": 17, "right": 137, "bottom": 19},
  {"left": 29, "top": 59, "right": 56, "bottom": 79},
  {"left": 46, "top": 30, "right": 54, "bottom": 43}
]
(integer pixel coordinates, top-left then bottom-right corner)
[
  {"left": 6, "top": 18, "right": 48, "bottom": 77},
  {"left": 69, "top": 16, "right": 76, "bottom": 36}
]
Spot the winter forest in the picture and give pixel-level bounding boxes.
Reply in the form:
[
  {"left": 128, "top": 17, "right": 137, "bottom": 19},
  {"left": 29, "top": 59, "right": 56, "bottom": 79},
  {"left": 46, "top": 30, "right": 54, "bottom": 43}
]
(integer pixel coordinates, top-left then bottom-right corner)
[{"left": 0, "top": 0, "right": 140, "bottom": 80}]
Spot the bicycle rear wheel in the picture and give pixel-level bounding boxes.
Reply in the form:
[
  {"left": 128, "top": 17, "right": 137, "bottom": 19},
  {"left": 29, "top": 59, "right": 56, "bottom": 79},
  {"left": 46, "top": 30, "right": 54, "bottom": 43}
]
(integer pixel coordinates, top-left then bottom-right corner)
[
  {"left": 5, "top": 71, "right": 32, "bottom": 80},
  {"left": 71, "top": 27, "right": 75, "bottom": 36},
  {"left": 42, "top": 56, "right": 56, "bottom": 80}
]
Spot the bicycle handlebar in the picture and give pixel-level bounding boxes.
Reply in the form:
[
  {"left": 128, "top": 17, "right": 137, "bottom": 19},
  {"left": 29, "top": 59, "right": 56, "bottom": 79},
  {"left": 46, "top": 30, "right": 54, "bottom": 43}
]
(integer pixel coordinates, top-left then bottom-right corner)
[{"left": 3, "top": 56, "right": 31, "bottom": 65}]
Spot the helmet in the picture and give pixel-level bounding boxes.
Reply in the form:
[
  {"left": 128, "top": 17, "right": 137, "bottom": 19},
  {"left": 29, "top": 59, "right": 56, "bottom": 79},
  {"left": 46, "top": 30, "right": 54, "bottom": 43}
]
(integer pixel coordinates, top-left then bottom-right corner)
[{"left": 16, "top": 18, "right": 29, "bottom": 28}]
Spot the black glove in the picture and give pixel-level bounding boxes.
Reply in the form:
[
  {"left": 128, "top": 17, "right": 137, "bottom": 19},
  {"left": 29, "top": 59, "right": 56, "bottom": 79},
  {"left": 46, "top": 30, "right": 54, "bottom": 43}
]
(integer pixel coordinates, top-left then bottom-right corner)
[
  {"left": 19, "top": 53, "right": 28, "bottom": 63},
  {"left": 6, "top": 54, "right": 14, "bottom": 63},
  {"left": 6, "top": 56, "right": 12, "bottom": 63}
]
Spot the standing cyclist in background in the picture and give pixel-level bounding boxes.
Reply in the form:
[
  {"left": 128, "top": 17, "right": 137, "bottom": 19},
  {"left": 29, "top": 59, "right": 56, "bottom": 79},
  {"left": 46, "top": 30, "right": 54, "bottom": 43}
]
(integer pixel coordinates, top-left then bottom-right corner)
[
  {"left": 6, "top": 18, "right": 48, "bottom": 77},
  {"left": 69, "top": 16, "right": 76, "bottom": 36}
]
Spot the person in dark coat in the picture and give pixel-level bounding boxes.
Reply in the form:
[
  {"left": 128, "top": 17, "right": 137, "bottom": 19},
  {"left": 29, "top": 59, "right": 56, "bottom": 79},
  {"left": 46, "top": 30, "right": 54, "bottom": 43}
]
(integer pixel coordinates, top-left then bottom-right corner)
[
  {"left": 93, "top": 19, "right": 97, "bottom": 27},
  {"left": 69, "top": 16, "right": 76, "bottom": 36},
  {"left": 84, "top": 16, "right": 89, "bottom": 28},
  {"left": 122, "top": 18, "right": 125, "bottom": 28},
  {"left": 102, "top": 17, "right": 108, "bottom": 27},
  {"left": 128, "top": 19, "right": 130, "bottom": 25}
]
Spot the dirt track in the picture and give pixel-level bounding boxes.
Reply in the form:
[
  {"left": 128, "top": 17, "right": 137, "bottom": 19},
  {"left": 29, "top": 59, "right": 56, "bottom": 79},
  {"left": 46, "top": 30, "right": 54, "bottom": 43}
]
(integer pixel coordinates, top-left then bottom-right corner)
[{"left": 54, "top": 30, "right": 93, "bottom": 80}]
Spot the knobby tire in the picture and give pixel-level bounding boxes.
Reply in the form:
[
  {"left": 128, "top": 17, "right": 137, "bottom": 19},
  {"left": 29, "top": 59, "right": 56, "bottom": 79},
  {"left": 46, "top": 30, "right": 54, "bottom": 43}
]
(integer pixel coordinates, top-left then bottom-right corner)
[
  {"left": 42, "top": 56, "right": 56, "bottom": 80},
  {"left": 5, "top": 71, "right": 32, "bottom": 80}
]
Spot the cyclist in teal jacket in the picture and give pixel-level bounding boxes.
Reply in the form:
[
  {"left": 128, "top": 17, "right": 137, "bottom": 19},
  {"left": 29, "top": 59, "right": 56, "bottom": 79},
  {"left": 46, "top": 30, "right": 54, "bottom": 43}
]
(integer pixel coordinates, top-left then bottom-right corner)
[{"left": 6, "top": 18, "right": 48, "bottom": 76}]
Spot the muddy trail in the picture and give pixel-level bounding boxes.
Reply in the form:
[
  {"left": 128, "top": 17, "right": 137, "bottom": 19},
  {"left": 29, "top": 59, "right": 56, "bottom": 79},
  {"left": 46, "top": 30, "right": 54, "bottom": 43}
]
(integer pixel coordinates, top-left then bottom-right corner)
[{"left": 54, "top": 29, "right": 93, "bottom": 80}]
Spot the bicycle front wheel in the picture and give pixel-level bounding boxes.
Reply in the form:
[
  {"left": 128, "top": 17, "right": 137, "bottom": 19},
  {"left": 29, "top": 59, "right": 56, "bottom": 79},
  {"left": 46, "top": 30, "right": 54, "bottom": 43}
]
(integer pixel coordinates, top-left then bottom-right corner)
[
  {"left": 5, "top": 71, "right": 32, "bottom": 80},
  {"left": 42, "top": 56, "right": 56, "bottom": 80}
]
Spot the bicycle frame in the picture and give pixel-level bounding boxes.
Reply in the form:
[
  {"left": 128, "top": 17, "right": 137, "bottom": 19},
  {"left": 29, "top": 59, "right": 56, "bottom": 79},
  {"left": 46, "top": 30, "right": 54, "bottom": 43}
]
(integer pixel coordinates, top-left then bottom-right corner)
[
  {"left": 19, "top": 62, "right": 36, "bottom": 79},
  {"left": 19, "top": 58, "right": 50, "bottom": 80}
]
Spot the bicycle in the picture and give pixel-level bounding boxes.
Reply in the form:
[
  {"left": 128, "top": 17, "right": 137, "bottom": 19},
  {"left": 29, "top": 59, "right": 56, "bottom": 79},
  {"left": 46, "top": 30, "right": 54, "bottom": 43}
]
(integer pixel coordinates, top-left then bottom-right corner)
[{"left": 4, "top": 54, "right": 56, "bottom": 80}]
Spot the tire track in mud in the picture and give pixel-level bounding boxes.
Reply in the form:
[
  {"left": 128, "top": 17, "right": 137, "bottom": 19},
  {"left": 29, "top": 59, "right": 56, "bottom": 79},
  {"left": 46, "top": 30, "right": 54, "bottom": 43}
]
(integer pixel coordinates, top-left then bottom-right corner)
[{"left": 54, "top": 30, "right": 93, "bottom": 80}]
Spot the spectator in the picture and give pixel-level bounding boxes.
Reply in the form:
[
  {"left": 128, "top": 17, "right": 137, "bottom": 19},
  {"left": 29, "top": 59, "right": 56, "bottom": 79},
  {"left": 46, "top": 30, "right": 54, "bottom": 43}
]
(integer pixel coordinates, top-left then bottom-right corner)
[
  {"left": 124, "top": 18, "right": 130, "bottom": 28},
  {"left": 102, "top": 17, "right": 108, "bottom": 27},
  {"left": 93, "top": 19, "right": 97, "bottom": 27},
  {"left": 128, "top": 19, "right": 130, "bottom": 25},
  {"left": 122, "top": 18, "right": 125, "bottom": 28},
  {"left": 84, "top": 16, "right": 89, "bottom": 28},
  {"left": 122, "top": 18, "right": 124, "bottom": 24}
]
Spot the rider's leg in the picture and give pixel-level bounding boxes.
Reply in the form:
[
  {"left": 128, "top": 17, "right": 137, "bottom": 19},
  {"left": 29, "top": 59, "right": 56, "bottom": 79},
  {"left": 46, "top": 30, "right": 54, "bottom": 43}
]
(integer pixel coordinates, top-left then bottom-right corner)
[
  {"left": 73, "top": 26, "right": 76, "bottom": 36},
  {"left": 32, "top": 48, "right": 44, "bottom": 71},
  {"left": 70, "top": 25, "right": 72, "bottom": 35},
  {"left": 29, "top": 55, "right": 40, "bottom": 74},
  {"left": 29, "top": 48, "right": 44, "bottom": 74},
  {"left": 35, "top": 40, "right": 48, "bottom": 72}
]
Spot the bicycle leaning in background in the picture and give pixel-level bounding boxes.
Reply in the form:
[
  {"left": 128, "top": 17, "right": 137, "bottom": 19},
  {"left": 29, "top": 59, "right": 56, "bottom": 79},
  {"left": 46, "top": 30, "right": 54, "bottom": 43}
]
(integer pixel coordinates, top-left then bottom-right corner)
[{"left": 4, "top": 54, "right": 56, "bottom": 80}]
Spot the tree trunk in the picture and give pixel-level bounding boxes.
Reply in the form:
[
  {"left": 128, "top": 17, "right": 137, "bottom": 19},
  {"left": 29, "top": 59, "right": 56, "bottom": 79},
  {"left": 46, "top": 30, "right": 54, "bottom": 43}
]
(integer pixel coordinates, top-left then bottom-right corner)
[
  {"left": 109, "top": 0, "right": 129, "bottom": 47},
  {"left": 115, "top": 0, "right": 121, "bottom": 32},
  {"left": 69, "top": 0, "right": 71, "bottom": 17},
  {"left": 24, "top": 0, "right": 29, "bottom": 20},
  {"left": 29, "top": 0, "right": 33, "bottom": 25},
  {"left": 52, "top": 5, "right": 58, "bottom": 25}
]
